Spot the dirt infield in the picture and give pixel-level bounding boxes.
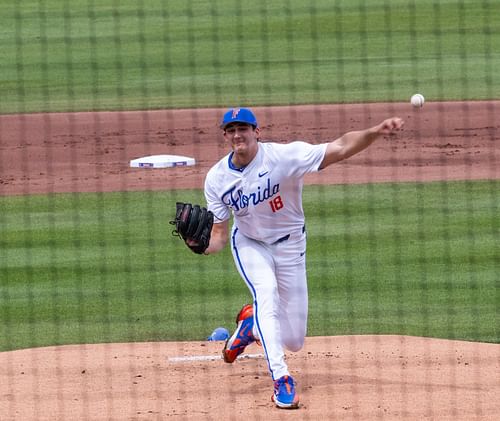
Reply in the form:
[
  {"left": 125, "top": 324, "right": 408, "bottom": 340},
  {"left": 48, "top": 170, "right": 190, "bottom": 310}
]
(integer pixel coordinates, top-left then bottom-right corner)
[
  {"left": 0, "top": 102, "right": 499, "bottom": 420},
  {"left": 1, "top": 101, "right": 498, "bottom": 195},
  {"left": 1, "top": 336, "right": 499, "bottom": 420}
]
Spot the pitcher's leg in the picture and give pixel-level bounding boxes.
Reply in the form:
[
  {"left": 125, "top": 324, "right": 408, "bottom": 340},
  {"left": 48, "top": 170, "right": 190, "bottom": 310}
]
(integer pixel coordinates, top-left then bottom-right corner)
[
  {"left": 275, "top": 236, "right": 308, "bottom": 352},
  {"left": 279, "top": 274, "right": 308, "bottom": 352},
  {"left": 231, "top": 229, "right": 290, "bottom": 380}
]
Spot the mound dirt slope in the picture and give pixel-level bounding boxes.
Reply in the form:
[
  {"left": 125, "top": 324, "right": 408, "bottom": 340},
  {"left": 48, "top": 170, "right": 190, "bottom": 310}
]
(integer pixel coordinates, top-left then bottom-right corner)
[{"left": 1, "top": 336, "right": 499, "bottom": 420}]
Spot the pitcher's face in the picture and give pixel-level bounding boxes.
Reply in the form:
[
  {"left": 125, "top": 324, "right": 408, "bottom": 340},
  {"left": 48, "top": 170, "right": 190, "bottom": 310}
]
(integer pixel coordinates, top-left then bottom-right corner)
[{"left": 223, "top": 123, "right": 260, "bottom": 160}]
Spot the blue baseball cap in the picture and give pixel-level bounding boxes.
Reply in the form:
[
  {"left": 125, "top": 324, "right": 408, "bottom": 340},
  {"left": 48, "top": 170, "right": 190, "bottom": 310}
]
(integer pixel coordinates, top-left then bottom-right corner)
[
  {"left": 207, "top": 327, "right": 230, "bottom": 341},
  {"left": 220, "top": 108, "right": 258, "bottom": 129}
]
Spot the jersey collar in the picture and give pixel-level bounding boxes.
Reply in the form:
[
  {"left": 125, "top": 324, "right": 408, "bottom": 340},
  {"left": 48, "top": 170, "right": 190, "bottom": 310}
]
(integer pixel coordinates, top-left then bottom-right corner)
[
  {"left": 227, "top": 144, "right": 262, "bottom": 173},
  {"left": 228, "top": 152, "right": 246, "bottom": 172}
]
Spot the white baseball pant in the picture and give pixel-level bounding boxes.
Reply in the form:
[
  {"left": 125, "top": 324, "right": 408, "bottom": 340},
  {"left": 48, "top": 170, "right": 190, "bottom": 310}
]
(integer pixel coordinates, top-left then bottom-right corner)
[{"left": 230, "top": 226, "right": 308, "bottom": 380}]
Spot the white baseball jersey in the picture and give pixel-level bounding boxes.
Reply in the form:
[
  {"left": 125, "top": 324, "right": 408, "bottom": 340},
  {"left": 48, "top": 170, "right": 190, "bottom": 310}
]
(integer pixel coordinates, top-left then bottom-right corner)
[{"left": 204, "top": 141, "right": 327, "bottom": 243}]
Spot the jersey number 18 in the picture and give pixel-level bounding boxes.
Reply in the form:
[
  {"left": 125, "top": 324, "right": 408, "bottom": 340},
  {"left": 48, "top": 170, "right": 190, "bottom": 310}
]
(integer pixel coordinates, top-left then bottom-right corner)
[{"left": 269, "top": 195, "right": 284, "bottom": 212}]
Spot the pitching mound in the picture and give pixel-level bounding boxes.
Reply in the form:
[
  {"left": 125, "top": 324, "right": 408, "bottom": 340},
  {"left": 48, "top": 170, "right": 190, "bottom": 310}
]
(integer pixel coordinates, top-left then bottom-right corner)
[{"left": 0, "top": 336, "right": 498, "bottom": 420}]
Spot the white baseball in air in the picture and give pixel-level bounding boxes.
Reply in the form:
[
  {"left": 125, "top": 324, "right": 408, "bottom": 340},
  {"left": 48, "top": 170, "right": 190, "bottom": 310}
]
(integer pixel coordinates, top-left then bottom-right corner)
[{"left": 410, "top": 93, "right": 425, "bottom": 108}]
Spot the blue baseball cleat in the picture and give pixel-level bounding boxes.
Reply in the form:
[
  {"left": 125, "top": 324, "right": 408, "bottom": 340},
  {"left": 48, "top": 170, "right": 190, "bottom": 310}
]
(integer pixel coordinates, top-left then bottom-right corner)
[{"left": 272, "top": 375, "right": 300, "bottom": 409}]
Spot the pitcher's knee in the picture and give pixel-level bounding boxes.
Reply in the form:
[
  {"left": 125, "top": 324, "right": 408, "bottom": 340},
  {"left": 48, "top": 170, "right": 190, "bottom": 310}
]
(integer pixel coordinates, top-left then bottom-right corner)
[{"left": 284, "top": 336, "right": 305, "bottom": 352}]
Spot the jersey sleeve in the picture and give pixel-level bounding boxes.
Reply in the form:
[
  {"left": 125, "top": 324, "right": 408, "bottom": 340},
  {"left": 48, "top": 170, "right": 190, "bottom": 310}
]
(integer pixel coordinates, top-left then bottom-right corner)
[
  {"left": 281, "top": 141, "right": 328, "bottom": 178},
  {"left": 204, "top": 169, "right": 231, "bottom": 223}
]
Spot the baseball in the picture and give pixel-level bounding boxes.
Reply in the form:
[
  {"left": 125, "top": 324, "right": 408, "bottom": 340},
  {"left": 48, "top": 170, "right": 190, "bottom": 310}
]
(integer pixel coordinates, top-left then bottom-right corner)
[{"left": 411, "top": 93, "right": 425, "bottom": 108}]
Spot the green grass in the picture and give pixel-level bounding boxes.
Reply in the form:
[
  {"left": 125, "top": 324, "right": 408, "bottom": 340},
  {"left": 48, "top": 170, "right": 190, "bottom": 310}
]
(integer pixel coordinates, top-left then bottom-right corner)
[
  {"left": 1, "top": 181, "right": 498, "bottom": 352},
  {"left": 1, "top": 0, "right": 498, "bottom": 353},
  {"left": 1, "top": 0, "right": 499, "bottom": 113},
  {"left": 304, "top": 181, "right": 499, "bottom": 342}
]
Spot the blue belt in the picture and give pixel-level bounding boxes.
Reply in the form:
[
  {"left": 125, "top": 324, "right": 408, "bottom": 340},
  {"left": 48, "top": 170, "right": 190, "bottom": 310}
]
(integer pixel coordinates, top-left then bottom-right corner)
[
  {"left": 274, "top": 234, "right": 290, "bottom": 244},
  {"left": 273, "top": 226, "right": 305, "bottom": 245}
]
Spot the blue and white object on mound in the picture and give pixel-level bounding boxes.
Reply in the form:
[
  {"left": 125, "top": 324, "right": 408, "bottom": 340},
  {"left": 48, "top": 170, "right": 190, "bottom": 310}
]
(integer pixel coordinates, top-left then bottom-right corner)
[
  {"left": 130, "top": 154, "right": 195, "bottom": 168},
  {"left": 207, "top": 327, "right": 230, "bottom": 341}
]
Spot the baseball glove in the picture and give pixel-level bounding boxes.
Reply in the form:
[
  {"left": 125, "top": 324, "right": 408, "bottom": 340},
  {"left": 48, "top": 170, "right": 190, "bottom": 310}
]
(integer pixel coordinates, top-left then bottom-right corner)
[{"left": 169, "top": 202, "right": 214, "bottom": 254}]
